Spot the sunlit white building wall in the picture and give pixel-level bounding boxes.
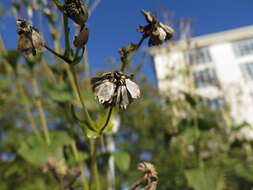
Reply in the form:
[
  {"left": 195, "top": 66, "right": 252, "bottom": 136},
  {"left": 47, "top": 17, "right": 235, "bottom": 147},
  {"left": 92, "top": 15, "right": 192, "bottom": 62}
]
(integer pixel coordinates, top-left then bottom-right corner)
[{"left": 150, "top": 25, "right": 253, "bottom": 125}]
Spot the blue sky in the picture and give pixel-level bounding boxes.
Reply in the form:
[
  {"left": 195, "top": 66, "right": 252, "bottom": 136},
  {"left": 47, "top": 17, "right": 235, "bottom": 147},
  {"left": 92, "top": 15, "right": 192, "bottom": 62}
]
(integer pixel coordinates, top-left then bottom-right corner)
[{"left": 1, "top": 0, "right": 253, "bottom": 83}]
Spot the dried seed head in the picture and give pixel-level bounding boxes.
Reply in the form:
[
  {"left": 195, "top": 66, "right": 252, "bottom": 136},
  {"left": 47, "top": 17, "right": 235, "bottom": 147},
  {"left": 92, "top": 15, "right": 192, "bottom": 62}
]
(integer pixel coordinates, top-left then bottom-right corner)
[
  {"left": 139, "top": 10, "right": 174, "bottom": 46},
  {"left": 141, "top": 10, "right": 157, "bottom": 23},
  {"left": 63, "top": 0, "right": 89, "bottom": 26},
  {"left": 91, "top": 71, "right": 141, "bottom": 109},
  {"left": 138, "top": 161, "right": 158, "bottom": 179},
  {"left": 74, "top": 27, "right": 89, "bottom": 48},
  {"left": 16, "top": 19, "right": 44, "bottom": 57}
]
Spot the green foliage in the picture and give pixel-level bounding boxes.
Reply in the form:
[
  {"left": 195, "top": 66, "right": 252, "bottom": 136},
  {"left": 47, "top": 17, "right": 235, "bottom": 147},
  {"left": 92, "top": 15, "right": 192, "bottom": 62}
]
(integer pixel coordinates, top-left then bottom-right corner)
[
  {"left": 47, "top": 83, "right": 74, "bottom": 102},
  {"left": 185, "top": 168, "right": 225, "bottom": 190},
  {"left": 113, "top": 152, "right": 131, "bottom": 172},
  {"left": 18, "top": 131, "right": 72, "bottom": 166}
]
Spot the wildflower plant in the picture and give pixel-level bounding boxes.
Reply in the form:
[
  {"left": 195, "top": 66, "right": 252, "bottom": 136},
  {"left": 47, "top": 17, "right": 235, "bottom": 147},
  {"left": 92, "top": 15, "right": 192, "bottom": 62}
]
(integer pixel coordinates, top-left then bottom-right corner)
[{"left": 11, "top": 0, "right": 175, "bottom": 189}]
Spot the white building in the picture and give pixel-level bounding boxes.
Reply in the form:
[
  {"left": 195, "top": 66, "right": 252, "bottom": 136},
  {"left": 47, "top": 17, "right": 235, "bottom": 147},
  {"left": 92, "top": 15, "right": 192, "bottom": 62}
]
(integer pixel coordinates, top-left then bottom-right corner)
[{"left": 150, "top": 25, "right": 253, "bottom": 125}]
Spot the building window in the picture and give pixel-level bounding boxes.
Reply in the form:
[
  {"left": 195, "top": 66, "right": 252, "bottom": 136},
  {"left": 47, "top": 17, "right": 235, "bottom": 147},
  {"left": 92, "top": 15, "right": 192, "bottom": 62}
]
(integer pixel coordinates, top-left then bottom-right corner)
[
  {"left": 234, "top": 39, "right": 253, "bottom": 57},
  {"left": 188, "top": 47, "right": 212, "bottom": 65},
  {"left": 193, "top": 68, "right": 218, "bottom": 88},
  {"left": 240, "top": 62, "right": 253, "bottom": 81}
]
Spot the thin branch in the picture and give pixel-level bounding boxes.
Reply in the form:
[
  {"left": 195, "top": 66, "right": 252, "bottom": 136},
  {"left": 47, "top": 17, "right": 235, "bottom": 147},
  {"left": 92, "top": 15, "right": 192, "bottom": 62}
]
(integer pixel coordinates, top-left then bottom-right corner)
[
  {"left": 44, "top": 44, "right": 71, "bottom": 63},
  {"left": 120, "top": 35, "right": 147, "bottom": 72},
  {"left": 99, "top": 106, "right": 113, "bottom": 134}
]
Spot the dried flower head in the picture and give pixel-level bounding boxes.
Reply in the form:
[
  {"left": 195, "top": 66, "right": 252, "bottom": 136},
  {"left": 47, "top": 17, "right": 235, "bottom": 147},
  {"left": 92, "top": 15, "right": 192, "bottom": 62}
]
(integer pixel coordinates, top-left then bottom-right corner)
[
  {"left": 139, "top": 10, "right": 174, "bottom": 46},
  {"left": 91, "top": 71, "right": 141, "bottom": 109},
  {"left": 74, "top": 27, "right": 89, "bottom": 48},
  {"left": 16, "top": 19, "right": 45, "bottom": 57},
  {"left": 63, "top": 0, "right": 89, "bottom": 27},
  {"left": 138, "top": 161, "right": 158, "bottom": 179}
]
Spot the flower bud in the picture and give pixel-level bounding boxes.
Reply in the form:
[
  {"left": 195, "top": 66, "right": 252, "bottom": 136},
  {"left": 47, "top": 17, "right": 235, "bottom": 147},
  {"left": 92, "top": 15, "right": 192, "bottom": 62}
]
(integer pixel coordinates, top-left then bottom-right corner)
[{"left": 73, "top": 27, "right": 89, "bottom": 48}]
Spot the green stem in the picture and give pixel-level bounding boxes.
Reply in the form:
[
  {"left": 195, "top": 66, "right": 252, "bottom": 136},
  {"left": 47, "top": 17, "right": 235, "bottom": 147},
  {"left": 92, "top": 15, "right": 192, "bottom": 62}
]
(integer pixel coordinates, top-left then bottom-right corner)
[
  {"left": 120, "top": 36, "right": 146, "bottom": 72},
  {"left": 99, "top": 106, "right": 113, "bottom": 134},
  {"left": 89, "top": 139, "right": 101, "bottom": 190},
  {"left": 44, "top": 44, "right": 71, "bottom": 63},
  {"left": 63, "top": 13, "right": 71, "bottom": 58},
  {"left": 69, "top": 65, "right": 97, "bottom": 132},
  {"left": 31, "top": 74, "right": 51, "bottom": 145},
  {"left": 99, "top": 36, "right": 146, "bottom": 134},
  {"left": 71, "top": 141, "right": 89, "bottom": 190},
  {"left": 15, "top": 78, "right": 43, "bottom": 142},
  {"left": 52, "top": 0, "right": 64, "bottom": 11}
]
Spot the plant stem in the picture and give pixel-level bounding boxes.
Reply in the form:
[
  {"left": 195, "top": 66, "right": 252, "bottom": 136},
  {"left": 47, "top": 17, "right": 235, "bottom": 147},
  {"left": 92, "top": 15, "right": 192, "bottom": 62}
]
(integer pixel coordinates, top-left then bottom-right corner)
[
  {"left": 31, "top": 74, "right": 51, "bottom": 145},
  {"left": 63, "top": 13, "right": 71, "bottom": 57},
  {"left": 100, "top": 36, "right": 146, "bottom": 134},
  {"left": 89, "top": 139, "right": 101, "bottom": 190},
  {"left": 52, "top": 0, "right": 63, "bottom": 11},
  {"left": 14, "top": 78, "right": 43, "bottom": 142},
  {"left": 44, "top": 44, "right": 71, "bottom": 63},
  {"left": 120, "top": 35, "right": 146, "bottom": 72},
  {"left": 69, "top": 65, "right": 97, "bottom": 132},
  {"left": 128, "top": 176, "right": 147, "bottom": 190},
  {"left": 71, "top": 141, "right": 89, "bottom": 190},
  {"left": 99, "top": 107, "right": 113, "bottom": 134}
]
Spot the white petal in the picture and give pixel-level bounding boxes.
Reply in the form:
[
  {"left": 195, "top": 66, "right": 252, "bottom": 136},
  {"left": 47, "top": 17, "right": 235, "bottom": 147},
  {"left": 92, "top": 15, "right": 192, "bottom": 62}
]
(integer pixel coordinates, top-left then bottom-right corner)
[
  {"left": 125, "top": 79, "right": 141, "bottom": 99},
  {"left": 95, "top": 81, "right": 115, "bottom": 104},
  {"left": 116, "top": 86, "right": 122, "bottom": 105},
  {"left": 157, "top": 27, "right": 167, "bottom": 41},
  {"left": 120, "top": 85, "right": 129, "bottom": 109},
  {"left": 159, "top": 22, "right": 174, "bottom": 35}
]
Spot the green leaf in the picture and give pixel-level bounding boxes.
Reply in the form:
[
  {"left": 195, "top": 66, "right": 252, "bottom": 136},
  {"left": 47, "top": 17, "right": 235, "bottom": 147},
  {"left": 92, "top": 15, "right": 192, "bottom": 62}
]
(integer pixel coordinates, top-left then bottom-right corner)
[
  {"left": 18, "top": 131, "right": 72, "bottom": 167},
  {"left": 47, "top": 83, "right": 74, "bottom": 102},
  {"left": 235, "top": 164, "right": 253, "bottom": 182},
  {"left": 181, "top": 127, "right": 199, "bottom": 143},
  {"left": 113, "top": 152, "right": 131, "bottom": 172},
  {"left": 185, "top": 168, "right": 225, "bottom": 190},
  {"left": 70, "top": 104, "right": 99, "bottom": 136},
  {"left": 96, "top": 111, "right": 115, "bottom": 133}
]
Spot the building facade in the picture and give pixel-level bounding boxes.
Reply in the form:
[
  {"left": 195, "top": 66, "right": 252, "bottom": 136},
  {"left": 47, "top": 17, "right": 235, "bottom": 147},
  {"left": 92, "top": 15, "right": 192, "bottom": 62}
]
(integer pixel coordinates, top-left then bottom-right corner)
[{"left": 150, "top": 25, "right": 253, "bottom": 125}]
